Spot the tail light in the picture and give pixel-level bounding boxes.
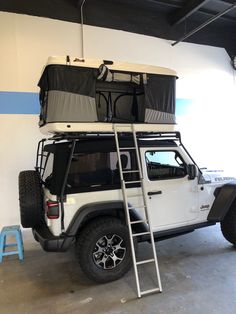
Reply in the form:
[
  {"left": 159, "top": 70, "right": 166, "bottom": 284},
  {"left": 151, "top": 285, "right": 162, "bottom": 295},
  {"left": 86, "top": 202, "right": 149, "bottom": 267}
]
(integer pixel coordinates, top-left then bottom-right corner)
[{"left": 46, "top": 201, "right": 60, "bottom": 219}]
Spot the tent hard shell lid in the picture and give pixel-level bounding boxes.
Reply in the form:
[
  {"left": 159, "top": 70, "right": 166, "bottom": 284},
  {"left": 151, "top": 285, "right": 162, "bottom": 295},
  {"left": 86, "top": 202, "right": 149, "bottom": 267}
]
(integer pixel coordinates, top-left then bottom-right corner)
[{"left": 38, "top": 56, "right": 177, "bottom": 134}]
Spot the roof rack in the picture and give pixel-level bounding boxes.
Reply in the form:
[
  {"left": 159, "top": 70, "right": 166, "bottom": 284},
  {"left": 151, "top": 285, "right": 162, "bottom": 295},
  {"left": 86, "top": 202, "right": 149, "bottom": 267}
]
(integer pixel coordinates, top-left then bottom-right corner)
[{"left": 48, "top": 130, "right": 181, "bottom": 143}]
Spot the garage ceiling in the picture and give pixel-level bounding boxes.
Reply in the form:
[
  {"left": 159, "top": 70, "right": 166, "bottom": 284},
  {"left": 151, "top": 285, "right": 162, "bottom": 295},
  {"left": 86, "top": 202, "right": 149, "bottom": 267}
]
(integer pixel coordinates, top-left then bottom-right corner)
[{"left": 1, "top": 0, "right": 236, "bottom": 56}]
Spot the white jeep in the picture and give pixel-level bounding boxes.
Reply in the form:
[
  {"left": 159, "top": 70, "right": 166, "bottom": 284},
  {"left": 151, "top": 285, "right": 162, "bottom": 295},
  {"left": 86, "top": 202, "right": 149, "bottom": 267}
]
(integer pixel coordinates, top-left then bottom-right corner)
[{"left": 18, "top": 130, "right": 236, "bottom": 283}]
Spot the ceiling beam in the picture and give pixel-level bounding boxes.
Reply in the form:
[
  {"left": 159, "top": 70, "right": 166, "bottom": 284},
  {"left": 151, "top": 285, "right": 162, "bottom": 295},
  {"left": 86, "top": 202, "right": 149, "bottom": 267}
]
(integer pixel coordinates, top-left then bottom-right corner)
[
  {"left": 220, "top": 0, "right": 236, "bottom": 4},
  {"left": 199, "top": 7, "right": 236, "bottom": 23},
  {"left": 172, "top": 2, "right": 236, "bottom": 46},
  {"left": 169, "top": 0, "right": 210, "bottom": 25},
  {"left": 143, "top": 0, "right": 183, "bottom": 8}
]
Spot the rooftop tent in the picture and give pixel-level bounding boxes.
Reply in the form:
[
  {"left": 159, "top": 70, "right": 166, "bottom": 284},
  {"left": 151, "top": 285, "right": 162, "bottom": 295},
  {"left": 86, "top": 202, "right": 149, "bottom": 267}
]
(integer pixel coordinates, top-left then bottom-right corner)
[{"left": 38, "top": 57, "right": 177, "bottom": 128}]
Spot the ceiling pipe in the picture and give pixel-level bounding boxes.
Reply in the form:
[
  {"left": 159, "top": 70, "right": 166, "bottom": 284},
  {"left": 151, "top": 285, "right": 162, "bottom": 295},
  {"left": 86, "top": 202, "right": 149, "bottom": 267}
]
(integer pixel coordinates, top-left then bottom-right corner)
[
  {"left": 172, "top": 2, "right": 236, "bottom": 46},
  {"left": 78, "top": 0, "right": 87, "bottom": 60},
  {"left": 170, "top": 0, "right": 210, "bottom": 26}
]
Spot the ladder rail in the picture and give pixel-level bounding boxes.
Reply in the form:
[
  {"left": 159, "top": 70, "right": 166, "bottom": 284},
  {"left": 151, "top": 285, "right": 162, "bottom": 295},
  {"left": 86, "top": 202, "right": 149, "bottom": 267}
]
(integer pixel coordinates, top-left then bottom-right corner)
[
  {"left": 113, "top": 124, "right": 162, "bottom": 298},
  {"left": 132, "top": 125, "right": 163, "bottom": 292},
  {"left": 114, "top": 128, "right": 142, "bottom": 297}
]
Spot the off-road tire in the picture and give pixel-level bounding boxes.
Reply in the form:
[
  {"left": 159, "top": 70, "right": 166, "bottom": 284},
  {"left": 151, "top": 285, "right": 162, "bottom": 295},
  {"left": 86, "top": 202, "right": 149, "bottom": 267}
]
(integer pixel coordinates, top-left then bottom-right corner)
[
  {"left": 18, "top": 170, "right": 44, "bottom": 228},
  {"left": 76, "top": 217, "right": 133, "bottom": 283},
  {"left": 221, "top": 200, "right": 236, "bottom": 246}
]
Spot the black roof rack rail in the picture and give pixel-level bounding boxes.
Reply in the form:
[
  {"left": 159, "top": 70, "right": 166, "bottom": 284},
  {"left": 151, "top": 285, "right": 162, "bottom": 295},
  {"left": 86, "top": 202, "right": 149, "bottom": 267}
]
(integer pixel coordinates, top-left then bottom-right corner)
[{"left": 46, "top": 131, "right": 181, "bottom": 142}]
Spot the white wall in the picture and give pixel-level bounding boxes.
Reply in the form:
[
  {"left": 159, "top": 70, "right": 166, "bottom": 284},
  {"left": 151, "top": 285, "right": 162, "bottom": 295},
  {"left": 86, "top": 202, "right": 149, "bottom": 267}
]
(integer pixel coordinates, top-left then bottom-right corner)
[
  {"left": 0, "top": 115, "right": 42, "bottom": 227},
  {"left": 0, "top": 12, "right": 235, "bottom": 228}
]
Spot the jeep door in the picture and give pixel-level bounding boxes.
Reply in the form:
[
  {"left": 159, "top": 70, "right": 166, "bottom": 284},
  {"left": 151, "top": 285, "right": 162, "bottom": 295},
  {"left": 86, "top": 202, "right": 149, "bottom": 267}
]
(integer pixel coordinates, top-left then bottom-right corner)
[{"left": 140, "top": 148, "right": 199, "bottom": 231}]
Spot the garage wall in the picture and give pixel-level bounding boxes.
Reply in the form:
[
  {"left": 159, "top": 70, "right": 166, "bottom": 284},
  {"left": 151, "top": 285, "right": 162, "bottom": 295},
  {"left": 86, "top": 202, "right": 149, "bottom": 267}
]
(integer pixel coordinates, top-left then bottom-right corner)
[{"left": 0, "top": 11, "right": 236, "bottom": 228}]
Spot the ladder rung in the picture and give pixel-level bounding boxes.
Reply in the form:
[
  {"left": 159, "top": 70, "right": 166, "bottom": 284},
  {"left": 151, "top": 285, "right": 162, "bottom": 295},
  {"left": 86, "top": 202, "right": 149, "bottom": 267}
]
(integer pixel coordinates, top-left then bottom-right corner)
[
  {"left": 127, "top": 194, "right": 143, "bottom": 198},
  {"left": 136, "top": 259, "right": 155, "bottom": 265},
  {"left": 114, "top": 124, "right": 133, "bottom": 128},
  {"left": 132, "top": 232, "right": 150, "bottom": 237},
  {"left": 122, "top": 170, "right": 139, "bottom": 173},
  {"left": 140, "top": 288, "right": 160, "bottom": 296},
  {"left": 125, "top": 180, "right": 141, "bottom": 184},
  {"left": 130, "top": 219, "right": 147, "bottom": 225},
  {"left": 119, "top": 147, "right": 136, "bottom": 150},
  {"left": 128, "top": 204, "right": 145, "bottom": 208},
  {"left": 128, "top": 205, "right": 146, "bottom": 210}
]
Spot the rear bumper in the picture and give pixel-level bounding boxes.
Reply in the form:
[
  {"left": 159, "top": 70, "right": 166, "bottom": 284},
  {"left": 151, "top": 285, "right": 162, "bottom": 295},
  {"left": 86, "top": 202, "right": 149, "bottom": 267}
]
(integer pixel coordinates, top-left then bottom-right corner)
[{"left": 32, "top": 224, "right": 74, "bottom": 252}]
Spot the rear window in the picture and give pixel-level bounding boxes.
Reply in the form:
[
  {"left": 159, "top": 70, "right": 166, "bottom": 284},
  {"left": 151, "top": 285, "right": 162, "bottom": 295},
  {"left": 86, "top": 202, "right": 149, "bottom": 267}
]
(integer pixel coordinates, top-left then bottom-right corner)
[
  {"left": 66, "top": 150, "right": 137, "bottom": 193},
  {"left": 43, "top": 153, "right": 54, "bottom": 188},
  {"left": 43, "top": 153, "right": 54, "bottom": 180}
]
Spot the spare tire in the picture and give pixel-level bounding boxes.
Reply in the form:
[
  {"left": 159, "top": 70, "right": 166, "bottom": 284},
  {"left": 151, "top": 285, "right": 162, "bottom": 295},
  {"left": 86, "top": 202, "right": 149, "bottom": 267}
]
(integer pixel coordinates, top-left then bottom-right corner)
[{"left": 18, "top": 170, "right": 44, "bottom": 228}]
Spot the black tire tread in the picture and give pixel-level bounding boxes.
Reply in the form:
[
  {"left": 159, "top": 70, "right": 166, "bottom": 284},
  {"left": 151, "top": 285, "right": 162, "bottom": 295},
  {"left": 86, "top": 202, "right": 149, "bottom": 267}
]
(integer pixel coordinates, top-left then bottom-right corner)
[
  {"left": 221, "top": 200, "right": 236, "bottom": 246},
  {"left": 18, "top": 170, "right": 43, "bottom": 228}
]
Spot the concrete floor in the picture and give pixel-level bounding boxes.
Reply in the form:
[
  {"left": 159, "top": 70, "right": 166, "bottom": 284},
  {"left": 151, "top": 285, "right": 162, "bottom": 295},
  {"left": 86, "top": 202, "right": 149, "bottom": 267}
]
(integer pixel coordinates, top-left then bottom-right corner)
[{"left": 1, "top": 224, "right": 236, "bottom": 314}]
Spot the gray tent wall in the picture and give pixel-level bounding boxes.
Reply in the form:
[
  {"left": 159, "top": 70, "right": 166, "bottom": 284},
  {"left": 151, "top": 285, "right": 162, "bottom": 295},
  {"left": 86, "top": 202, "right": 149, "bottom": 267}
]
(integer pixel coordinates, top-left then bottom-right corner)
[
  {"left": 144, "top": 75, "right": 176, "bottom": 124},
  {"left": 38, "top": 65, "right": 98, "bottom": 126},
  {"left": 38, "top": 64, "right": 176, "bottom": 126}
]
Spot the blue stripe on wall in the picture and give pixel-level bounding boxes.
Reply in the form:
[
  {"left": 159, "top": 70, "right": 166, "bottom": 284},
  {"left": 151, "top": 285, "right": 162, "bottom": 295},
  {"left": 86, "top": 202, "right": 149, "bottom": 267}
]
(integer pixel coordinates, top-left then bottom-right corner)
[
  {"left": 0, "top": 91, "right": 193, "bottom": 115},
  {"left": 0, "top": 91, "right": 39, "bottom": 114}
]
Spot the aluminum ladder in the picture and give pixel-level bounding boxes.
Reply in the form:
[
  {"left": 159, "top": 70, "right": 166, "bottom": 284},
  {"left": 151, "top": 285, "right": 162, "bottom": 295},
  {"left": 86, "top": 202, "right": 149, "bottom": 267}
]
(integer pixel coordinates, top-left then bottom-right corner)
[{"left": 113, "top": 124, "right": 162, "bottom": 298}]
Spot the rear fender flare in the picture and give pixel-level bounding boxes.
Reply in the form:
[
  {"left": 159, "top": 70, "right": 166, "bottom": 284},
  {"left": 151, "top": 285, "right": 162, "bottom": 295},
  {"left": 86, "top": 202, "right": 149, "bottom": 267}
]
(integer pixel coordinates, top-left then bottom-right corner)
[{"left": 66, "top": 201, "right": 147, "bottom": 236}]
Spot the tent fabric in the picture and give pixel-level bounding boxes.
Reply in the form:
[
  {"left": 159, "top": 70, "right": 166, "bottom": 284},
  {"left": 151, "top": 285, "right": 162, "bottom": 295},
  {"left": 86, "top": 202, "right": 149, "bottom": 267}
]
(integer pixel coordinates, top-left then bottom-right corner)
[
  {"left": 46, "top": 90, "right": 97, "bottom": 123},
  {"left": 38, "top": 65, "right": 97, "bottom": 125},
  {"left": 38, "top": 63, "right": 176, "bottom": 126},
  {"left": 38, "top": 65, "right": 96, "bottom": 97},
  {"left": 145, "top": 108, "right": 175, "bottom": 124},
  {"left": 144, "top": 74, "right": 176, "bottom": 123}
]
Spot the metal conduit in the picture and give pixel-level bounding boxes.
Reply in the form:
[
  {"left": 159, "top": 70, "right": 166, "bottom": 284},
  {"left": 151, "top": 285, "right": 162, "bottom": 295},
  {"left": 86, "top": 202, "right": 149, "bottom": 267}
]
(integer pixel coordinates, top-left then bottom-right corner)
[{"left": 80, "top": 0, "right": 87, "bottom": 60}]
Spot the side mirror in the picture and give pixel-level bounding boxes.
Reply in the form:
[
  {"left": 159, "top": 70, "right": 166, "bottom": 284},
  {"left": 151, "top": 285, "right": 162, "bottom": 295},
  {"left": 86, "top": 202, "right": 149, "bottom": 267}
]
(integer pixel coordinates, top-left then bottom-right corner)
[{"left": 188, "top": 164, "right": 197, "bottom": 180}]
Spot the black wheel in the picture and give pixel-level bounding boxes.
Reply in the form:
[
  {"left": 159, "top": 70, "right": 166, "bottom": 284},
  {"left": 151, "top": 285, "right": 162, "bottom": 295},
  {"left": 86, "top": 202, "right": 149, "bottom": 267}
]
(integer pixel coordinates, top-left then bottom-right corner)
[
  {"left": 76, "top": 217, "right": 133, "bottom": 283},
  {"left": 221, "top": 200, "right": 236, "bottom": 246},
  {"left": 18, "top": 170, "right": 44, "bottom": 228}
]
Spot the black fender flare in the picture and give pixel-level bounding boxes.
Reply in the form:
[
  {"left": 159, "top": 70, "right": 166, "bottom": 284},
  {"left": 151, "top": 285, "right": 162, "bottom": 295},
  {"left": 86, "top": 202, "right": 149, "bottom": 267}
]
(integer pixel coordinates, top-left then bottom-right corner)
[
  {"left": 208, "top": 182, "right": 236, "bottom": 222},
  {"left": 65, "top": 200, "right": 147, "bottom": 236}
]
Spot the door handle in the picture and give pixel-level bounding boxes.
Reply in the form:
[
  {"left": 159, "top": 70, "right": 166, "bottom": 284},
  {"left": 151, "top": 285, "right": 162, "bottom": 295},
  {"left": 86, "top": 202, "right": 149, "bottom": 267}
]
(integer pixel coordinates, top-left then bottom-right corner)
[{"left": 148, "top": 190, "right": 162, "bottom": 196}]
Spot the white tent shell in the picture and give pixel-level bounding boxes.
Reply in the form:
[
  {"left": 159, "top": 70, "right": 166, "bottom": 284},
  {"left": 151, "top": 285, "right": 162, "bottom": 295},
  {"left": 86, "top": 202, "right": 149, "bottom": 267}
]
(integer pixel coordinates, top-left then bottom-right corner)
[{"left": 46, "top": 56, "right": 177, "bottom": 77}]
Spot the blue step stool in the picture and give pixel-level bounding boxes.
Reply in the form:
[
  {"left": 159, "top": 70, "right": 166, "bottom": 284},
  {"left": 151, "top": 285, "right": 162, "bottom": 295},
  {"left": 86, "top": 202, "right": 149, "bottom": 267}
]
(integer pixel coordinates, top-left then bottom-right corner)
[{"left": 0, "top": 225, "right": 24, "bottom": 262}]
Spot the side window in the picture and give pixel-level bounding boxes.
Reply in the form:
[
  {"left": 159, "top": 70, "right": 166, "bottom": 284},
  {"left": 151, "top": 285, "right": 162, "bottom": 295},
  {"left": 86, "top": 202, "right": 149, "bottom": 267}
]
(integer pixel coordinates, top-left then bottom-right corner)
[
  {"left": 66, "top": 150, "right": 138, "bottom": 193},
  {"left": 68, "top": 152, "right": 112, "bottom": 190},
  {"left": 145, "top": 151, "right": 187, "bottom": 180},
  {"left": 109, "top": 151, "right": 138, "bottom": 184},
  {"left": 109, "top": 152, "right": 131, "bottom": 171}
]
